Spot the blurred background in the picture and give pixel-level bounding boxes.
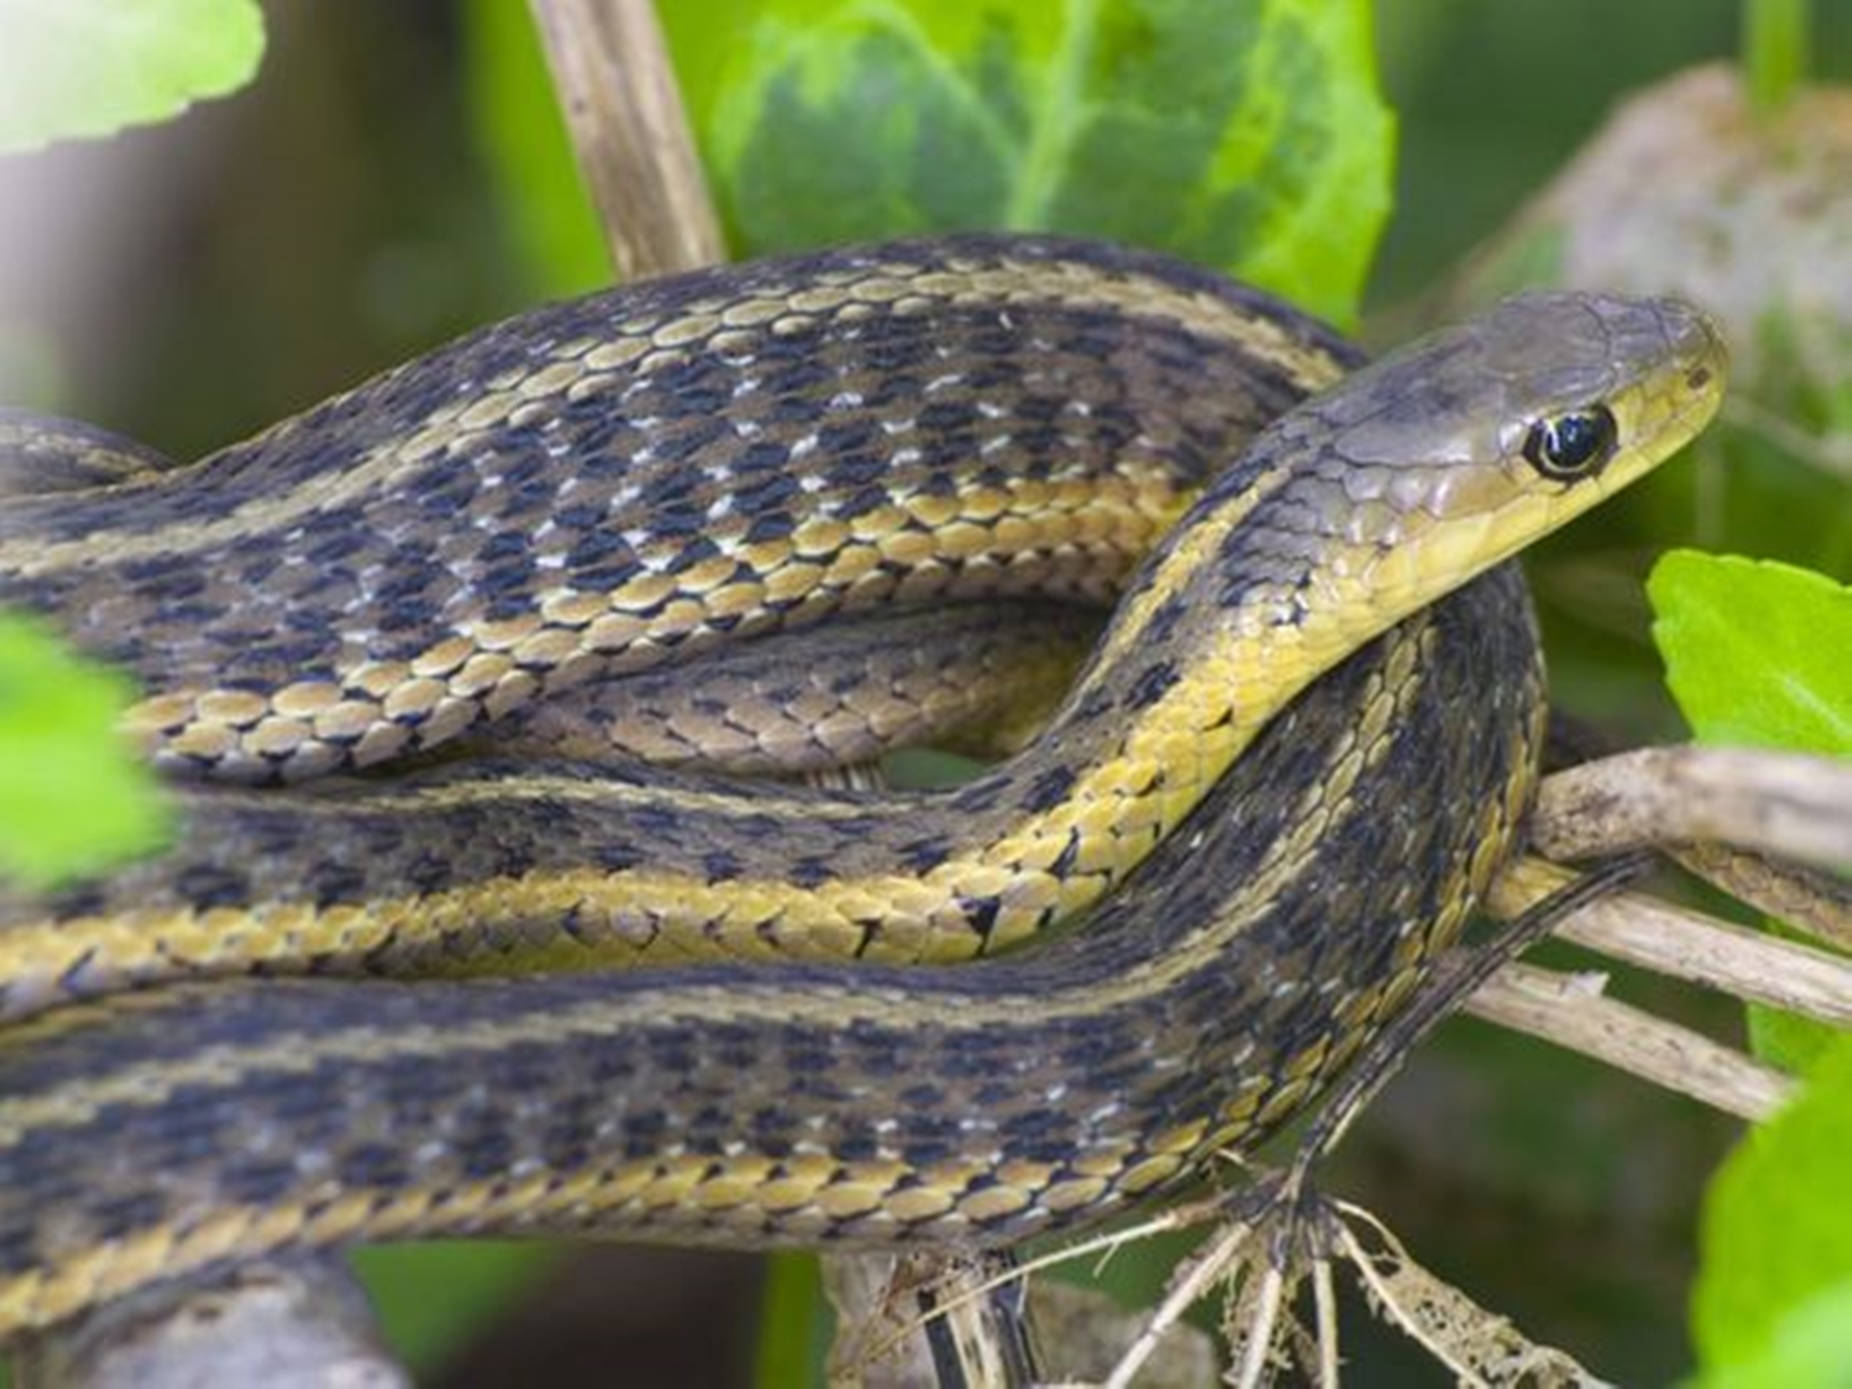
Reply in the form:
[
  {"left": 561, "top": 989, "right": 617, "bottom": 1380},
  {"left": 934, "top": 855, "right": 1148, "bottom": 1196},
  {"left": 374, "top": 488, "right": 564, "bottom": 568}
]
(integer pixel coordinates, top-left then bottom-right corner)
[{"left": 0, "top": 2, "right": 1846, "bottom": 1383}]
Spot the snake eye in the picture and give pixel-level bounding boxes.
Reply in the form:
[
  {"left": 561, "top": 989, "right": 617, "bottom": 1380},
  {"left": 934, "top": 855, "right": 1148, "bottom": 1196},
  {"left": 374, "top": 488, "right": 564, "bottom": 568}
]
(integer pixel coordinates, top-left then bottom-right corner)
[{"left": 1522, "top": 406, "right": 1617, "bottom": 480}]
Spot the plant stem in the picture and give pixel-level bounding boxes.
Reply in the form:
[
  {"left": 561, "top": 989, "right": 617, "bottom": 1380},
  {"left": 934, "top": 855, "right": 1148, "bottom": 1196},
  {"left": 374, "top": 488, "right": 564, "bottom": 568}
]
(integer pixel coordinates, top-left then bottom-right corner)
[
  {"left": 754, "top": 1255, "right": 829, "bottom": 1389},
  {"left": 1743, "top": 0, "right": 1810, "bottom": 113}
]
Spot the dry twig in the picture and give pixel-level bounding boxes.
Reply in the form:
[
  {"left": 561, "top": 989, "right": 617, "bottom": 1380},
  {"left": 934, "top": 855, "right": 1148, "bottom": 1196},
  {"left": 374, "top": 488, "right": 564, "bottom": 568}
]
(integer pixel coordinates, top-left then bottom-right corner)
[
  {"left": 1489, "top": 855, "right": 1852, "bottom": 1024},
  {"left": 524, "top": 0, "right": 724, "bottom": 278},
  {"left": 1532, "top": 744, "right": 1852, "bottom": 871},
  {"left": 1464, "top": 960, "right": 1794, "bottom": 1119}
]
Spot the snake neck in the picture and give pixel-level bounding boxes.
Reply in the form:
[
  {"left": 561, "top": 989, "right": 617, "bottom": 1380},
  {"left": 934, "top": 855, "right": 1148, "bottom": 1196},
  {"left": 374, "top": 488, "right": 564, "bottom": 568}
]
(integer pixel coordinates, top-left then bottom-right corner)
[{"left": 923, "top": 418, "right": 1456, "bottom": 948}]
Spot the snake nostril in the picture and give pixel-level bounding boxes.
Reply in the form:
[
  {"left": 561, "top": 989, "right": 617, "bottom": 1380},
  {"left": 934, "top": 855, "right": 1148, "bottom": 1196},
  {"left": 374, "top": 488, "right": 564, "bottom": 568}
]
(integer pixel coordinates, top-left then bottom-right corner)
[{"left": 1687, "top": 366, "right": 1713, "bottom": 390}]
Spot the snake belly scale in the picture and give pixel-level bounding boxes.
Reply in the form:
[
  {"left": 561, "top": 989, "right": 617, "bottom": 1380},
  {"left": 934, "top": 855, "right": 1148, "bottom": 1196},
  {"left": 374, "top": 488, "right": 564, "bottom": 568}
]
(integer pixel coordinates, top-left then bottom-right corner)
[{"left": 0, "top": 236, "right": 1724, "bottom": 1337}]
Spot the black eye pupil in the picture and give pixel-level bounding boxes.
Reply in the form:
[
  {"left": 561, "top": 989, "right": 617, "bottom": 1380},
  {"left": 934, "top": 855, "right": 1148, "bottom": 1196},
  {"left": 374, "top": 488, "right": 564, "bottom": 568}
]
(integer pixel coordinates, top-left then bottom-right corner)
[{"left": 1523, "top": 406, "right": 1616, "bottom": 477}]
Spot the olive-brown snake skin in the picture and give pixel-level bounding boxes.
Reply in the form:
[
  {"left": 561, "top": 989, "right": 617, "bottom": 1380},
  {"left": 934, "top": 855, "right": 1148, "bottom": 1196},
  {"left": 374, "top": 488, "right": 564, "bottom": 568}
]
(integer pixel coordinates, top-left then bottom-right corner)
[{"left": 0, "top": 237, "right": 1725, "bottom": 1337}]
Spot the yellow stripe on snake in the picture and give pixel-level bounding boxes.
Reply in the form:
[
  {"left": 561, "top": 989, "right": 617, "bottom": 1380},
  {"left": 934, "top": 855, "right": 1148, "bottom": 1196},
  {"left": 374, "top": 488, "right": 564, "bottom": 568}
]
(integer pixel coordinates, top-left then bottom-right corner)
[{"left": 0, "top": 236, "right": 1722, "bottom": 1339}]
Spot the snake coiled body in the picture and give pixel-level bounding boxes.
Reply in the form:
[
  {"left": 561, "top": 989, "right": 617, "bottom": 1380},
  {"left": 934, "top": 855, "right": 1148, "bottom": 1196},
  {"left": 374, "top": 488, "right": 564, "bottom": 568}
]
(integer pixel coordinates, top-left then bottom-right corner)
[
  {"left": 0, "top": 239, "right": 1349, "bottom": 784},
  {"left": 0, "top": 237, "right": 1724, "bottom": 1338}
]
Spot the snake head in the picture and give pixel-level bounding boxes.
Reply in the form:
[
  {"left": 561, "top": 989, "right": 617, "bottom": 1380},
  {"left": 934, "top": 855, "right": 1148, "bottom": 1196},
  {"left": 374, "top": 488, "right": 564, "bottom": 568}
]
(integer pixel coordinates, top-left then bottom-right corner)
[
  {"left": 1474, "top": 290, "right": 1726, "bottom": 498},
  {"left": 1333, "top": 289, "right": 1724, "bottom": 512},
  {"left": 1262, "top": 289, "right": 1728, "bottom": 618}
]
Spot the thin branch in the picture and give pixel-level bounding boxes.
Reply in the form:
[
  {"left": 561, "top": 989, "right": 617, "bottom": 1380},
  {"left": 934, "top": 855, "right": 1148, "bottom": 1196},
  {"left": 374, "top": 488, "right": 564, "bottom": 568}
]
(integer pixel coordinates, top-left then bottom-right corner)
[
  {"left": 1487, "top": 855, "right": 1852, "bottom": 1027},
  {"left": 1100, "top": 1219, "right": 1253, "bottom": 1389},
  {"left": 1229, "top": 1262, "right": 1288, "bottom": 1389},
  {"left": 1334, "top": 1218, "right": 1493, "bottom": 1388},
  {"left": 1311, "top": 1256, "right": 1339, "bottom": 1389},
  {"left": 1531, "top": 745, "right": 1852, "bottom": 871},
  {"left": 820, "top": 1254, "right": 934, "bottom": 1388},
  {"left": 525, "top": 0, "right": 725, "bottom": 279},
  {"left": 1333, "top": 1202, "right": 1607, "bottom": 1387},
  {"left": 1464, "top": 961, "right": 1794, "bottom": 1120}
]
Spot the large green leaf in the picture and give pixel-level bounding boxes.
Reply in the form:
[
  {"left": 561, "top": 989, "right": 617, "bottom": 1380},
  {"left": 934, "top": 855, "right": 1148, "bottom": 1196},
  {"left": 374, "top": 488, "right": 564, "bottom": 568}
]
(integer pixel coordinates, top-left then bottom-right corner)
[
  {"left": 1648, "top": 551, "right": 1852, "bottom": 757},
  {"left": 0, "top": 0, "right": 264, "bottom": 155},
  {"left": 0, "top": 614, "right": 169, "bottom": 887},
  {"left": 466, "top": 1, "right": 1391, "bottom": 320},
  {"left": 1698, "top": 1280, "right": 1852, "bottom": 1389},
  {"left": 1648, "top": 550, "right": 1851, "bottom": 1070},
  {"left": 1692, "top": 1035, "right": 1852, "bottom": 1373},
  {"left": 657, "top": 0, "right": 1391, "bottom": 325},
  {"left": 1663, "top": 554, "right": 1852, "bottom": 1372}
]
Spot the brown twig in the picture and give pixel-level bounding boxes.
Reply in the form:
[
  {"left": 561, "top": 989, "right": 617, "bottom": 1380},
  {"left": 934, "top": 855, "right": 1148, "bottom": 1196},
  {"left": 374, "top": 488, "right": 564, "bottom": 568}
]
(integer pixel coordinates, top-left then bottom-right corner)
[
  {"left": 1464, "top": 960, "right": 1794, "bottom": 1120},
  {"left": 1489, "top": 855, "right": 1852, "bottom": 1027},
  {"left": 525, "top": 0, "right": 724, "bottom": 279},
  {"left": 1532, "top": 744, "right": 1852, "bottom": 871}
]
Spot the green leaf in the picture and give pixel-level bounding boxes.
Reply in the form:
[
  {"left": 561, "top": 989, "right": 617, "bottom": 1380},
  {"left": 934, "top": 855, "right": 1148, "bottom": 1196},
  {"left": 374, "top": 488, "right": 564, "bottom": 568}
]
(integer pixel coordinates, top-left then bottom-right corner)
[
  {"left": 460, "top": 0, "right": 611, "bottom": 298},
  {"left": 1749, "top": 996, "right": 1842, "bottom": 1077},
  {"left": 1647, "top": 550, "right": 1852, "bottom": 757},
  {"left": 1648, "top": 550, "right": 1851, "bottom": 1068},
  {"left": 1692, "top": 1035, "right": 1852, "bottom": 1372},
  {"left": 0, "top": 0, "right": 264, "bottom": 155},
  {"left": 0, "top": 614, "right": 169, "bottom": 887},
  {"left": 350, "top": 1241, "right": 556, "bottom": 1373},
  {"left": 660, "top": 0, "right": 1393, "bottom": 325},
  {"left": 1697, "top": 1279, "right": 1852, "bottom": 1389}
]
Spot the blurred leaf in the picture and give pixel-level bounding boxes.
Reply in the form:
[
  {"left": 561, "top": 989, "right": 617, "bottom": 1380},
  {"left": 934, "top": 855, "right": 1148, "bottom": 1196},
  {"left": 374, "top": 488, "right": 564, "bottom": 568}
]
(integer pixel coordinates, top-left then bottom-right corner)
[
  {"left": 1697, "top": 1278, "right": 1852, "bottom": 1389},
  {"left": 659, "top": 0, "right": 1392, "bottom": 325},
  {"left": 0, "top": 614, "right": 169, "bottom": 887},
  {"left": 460, "top": 0, "right": 611, "bottom": 298},
  {"left": 0, "top": 0, "right": 264, "bottom": 155},
  {"left": 1659, "top": 586, "right": 1830, "bottom": 1356},
  {"left": 1749, "top": 999, "right": 1843, "bottom": 1077},
  {"left": 1647, "top": 551, "right": 1852, "bottom": 756},
  {"left": 350, "top": 1241, "right": 556, "bottom": 1373},
  {"left": 1692, "top": 1034, "right": 1852, "bottom": 1372}
]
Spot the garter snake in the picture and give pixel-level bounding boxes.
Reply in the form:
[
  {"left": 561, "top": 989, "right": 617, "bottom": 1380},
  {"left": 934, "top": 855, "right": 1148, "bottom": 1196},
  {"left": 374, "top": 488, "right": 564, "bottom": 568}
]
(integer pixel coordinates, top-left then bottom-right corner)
[
  {"left": 0, "top": 238, "right": 1723, "bottom": 1016},
  {"left": 0, "top": 236, "right": 1723, "bottom": 1337}
]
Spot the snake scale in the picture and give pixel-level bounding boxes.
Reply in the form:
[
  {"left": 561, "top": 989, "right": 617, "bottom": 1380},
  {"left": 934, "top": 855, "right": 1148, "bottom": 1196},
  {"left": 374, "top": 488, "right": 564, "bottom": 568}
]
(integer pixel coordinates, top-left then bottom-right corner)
[{"left": 0, "top": 236, "right": 1723, "bottom": 1339}]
